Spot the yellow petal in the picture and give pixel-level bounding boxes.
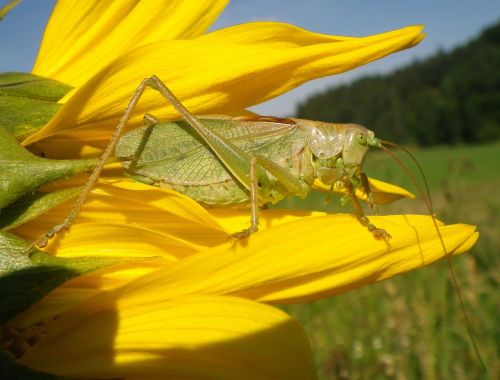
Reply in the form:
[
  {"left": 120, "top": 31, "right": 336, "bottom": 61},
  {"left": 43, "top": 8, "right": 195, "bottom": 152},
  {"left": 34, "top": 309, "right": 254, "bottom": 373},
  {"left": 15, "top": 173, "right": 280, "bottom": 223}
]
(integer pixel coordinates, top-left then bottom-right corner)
[
  {"left": 11, "top": 184, "right": 325, "bottom": 327},
  {"left": 365, "top": 177, "right": 416, "bottom": 203},
  {"left": 11, "top": 259, "right": 168, "bottom": 328},
  {"left": 198, "top": 21, "right": 355, "bottom": 46},
  {"left": 210, "top": 208, "right": 324, "bottom": 234},
  {"left": 33, "top": 0, "right": 229, "bottom": 87},
  {"left": 89, "top": 214, "right": 477, "bottom": 307},
  {"left": 13, "top": 179, "right": 227, "bottom": 254},
  {"left": 19, "top": 295, "right": 316, "bottom": 380},
  {"left": 43, "top": 222, "right": 207, "bottom": 259},
  {"left": 23, "top": 24, "right": 424, "bottom": 145},
  {"left": 312, "top": 177, "right": 416, "bottom": 204}
]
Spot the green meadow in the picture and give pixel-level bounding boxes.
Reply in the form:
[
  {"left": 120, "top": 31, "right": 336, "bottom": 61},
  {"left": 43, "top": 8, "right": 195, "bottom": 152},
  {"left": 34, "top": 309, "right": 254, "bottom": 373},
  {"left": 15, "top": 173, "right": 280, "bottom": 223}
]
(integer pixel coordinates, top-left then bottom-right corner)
[{"left": 276, "top": 142, "right": 500, "bottom": 379}]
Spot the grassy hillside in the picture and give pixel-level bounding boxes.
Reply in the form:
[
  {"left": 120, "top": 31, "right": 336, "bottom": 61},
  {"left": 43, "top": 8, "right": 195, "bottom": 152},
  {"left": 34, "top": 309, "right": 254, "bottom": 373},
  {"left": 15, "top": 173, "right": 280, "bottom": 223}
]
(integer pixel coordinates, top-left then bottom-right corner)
[{"left": 275, "top": 143, "right": 500, "bottom": 379}]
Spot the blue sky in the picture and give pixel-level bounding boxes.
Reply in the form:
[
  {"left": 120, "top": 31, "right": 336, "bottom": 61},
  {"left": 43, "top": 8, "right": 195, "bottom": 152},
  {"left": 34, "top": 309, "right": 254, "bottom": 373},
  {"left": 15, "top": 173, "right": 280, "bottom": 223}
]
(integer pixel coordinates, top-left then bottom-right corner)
[{"left": 1, "top": 0, "right": 499, "bottom": 115}]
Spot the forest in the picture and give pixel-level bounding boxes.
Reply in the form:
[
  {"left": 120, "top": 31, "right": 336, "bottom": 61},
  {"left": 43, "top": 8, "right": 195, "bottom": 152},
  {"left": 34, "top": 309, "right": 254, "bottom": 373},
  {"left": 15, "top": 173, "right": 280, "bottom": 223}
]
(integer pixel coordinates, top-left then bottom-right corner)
[{"left": 296, "top": 20, "right": 500, "bottom": 146}]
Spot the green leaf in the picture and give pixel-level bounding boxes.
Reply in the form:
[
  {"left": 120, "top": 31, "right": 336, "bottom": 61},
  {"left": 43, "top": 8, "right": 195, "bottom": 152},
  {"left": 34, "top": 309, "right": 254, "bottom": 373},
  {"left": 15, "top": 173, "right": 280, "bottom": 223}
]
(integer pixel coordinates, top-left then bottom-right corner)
[
  {"left": 0, "top": 72, "right": 72, "bottom": 139},
  {"left": 0, "top": 72, "right": 72, "bottom": 102},
  {"left": 0, "top": 128, "right": 97, "bottom": 210},
  {"left": 0, "top": 231, "right": 123, "bottom": 324},
  {"left": 0, "top": 188, "right": 81, "bottom": 230},
  {"left": 0, "top": 96, "right": 62, "bottom": 140}
]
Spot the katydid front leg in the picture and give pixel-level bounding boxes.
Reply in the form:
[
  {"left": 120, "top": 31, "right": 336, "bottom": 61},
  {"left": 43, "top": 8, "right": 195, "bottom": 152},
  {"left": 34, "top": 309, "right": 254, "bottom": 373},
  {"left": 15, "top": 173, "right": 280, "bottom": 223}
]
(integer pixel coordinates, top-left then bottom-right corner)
[
  {"left": 341, "top": 174, "right": 391, "bottom": 243},
  {"left": 360, "top": 171, "right": 378, "bottom": 214}
]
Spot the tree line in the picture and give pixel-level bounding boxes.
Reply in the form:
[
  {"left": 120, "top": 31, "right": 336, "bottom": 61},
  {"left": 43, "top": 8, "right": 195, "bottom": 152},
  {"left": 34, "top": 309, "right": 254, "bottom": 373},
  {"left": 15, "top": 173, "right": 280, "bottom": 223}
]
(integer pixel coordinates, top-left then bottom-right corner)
[{"left": 296, "top": 20, "right": 500, "bottom": 146}]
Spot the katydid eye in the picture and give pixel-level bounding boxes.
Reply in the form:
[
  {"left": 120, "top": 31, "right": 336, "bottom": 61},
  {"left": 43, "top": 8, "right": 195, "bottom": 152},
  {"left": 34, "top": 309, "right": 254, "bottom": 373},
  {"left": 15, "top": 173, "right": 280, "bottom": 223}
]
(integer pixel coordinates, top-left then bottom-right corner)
[{"left": 356, "top": 133, "right": 367, "bottom": 145}]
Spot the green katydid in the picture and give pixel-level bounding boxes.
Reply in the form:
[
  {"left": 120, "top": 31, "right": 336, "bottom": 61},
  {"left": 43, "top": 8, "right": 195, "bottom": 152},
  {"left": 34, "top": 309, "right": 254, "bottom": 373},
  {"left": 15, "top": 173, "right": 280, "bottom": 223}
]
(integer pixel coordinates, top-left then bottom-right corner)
[
  {"left": 21, "top": 76, "right": 484, "bottom": 368},
  {"left": 28, "top": 75, "right": 397, "bottom": 250},
  {"left": 23, "top": 75, "right": 486, "bottom": 369}
]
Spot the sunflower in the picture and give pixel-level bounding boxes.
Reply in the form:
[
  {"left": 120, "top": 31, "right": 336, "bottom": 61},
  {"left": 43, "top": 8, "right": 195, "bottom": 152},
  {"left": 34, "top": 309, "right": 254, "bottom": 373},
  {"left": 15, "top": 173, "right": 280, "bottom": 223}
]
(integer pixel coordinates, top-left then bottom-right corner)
[{"left": 1, "top": 1, "right": 478, "bottom": 379}]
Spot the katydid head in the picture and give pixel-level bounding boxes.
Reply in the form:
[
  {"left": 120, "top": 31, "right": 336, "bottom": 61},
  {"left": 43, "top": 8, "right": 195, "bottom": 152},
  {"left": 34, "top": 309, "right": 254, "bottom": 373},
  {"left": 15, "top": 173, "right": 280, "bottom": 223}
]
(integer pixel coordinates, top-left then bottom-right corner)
[
  {"left": 302, "top": 121, "right": 380, "bottom": 186},
  {"left": 342, "top": 124, "right": 381, "bottom": 166}
]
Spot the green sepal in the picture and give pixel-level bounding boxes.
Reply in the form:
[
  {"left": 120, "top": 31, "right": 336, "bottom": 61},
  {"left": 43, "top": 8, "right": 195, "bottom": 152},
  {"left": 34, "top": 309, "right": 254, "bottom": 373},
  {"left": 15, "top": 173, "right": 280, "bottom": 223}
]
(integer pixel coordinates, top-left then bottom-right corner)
[
  {"left": 0, "top": 187, "right": 81, "bottom": 230},
  {"left": 0, "top": 72, "right": 72, "bottom": 139},
  {"left": 0, "top": 128, "right": 97, "bottom": 210},
  {"left": 0, "top": 231, "right": 123, "bottom": 324}
]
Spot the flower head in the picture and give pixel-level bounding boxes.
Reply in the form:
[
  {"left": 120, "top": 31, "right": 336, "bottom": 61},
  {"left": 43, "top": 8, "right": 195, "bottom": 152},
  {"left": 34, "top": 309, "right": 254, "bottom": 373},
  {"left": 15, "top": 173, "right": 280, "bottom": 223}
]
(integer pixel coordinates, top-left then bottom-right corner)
[{"left": 2, "top": 1, "right": 479, "bottom": 379}]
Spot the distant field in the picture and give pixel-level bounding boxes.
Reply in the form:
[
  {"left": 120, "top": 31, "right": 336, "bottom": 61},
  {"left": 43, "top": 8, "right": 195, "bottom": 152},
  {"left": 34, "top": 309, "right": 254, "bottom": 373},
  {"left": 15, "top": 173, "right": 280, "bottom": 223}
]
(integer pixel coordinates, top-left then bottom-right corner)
[
  {"left": 275, "top": 143, "right": 500, "bottom": 380},
  {"left": 365, "top": 142, "right": 500, "bottom": 186}
]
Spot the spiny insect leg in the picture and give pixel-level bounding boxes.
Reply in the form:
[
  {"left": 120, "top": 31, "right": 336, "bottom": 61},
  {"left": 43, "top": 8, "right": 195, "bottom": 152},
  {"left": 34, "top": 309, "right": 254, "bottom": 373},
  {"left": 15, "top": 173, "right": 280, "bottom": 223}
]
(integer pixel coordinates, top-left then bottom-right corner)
[
  {"left": 25, "top": 78, "right": 152, "bottom": 255},
  {"left": 342, "top": 175, "right": 391, "bottom": 244},
  {"left": 229, "top": 156, "right": 260, "bottom": 239},
  {"left": 360, "top": 171, "right": 378, "bottom": 215}
]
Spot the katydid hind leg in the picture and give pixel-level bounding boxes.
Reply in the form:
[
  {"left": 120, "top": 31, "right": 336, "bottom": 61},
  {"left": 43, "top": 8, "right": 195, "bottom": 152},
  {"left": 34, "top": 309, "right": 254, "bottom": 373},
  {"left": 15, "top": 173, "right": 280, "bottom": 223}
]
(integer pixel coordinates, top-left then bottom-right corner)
[
  {"left": 145, "top": 76, "right": 308, "bottom": 197},
  {"left": 25, "top": 78, "right": 153, "bottom": 254},
  {"left": 144, "top": 76, "right": 273, "bottom": 239},
  {"left": 145, "top": 76, "right": 314, "bottom": 239},
  {"left": 145, "top": 76, "right": 263, "bottom": 192}
]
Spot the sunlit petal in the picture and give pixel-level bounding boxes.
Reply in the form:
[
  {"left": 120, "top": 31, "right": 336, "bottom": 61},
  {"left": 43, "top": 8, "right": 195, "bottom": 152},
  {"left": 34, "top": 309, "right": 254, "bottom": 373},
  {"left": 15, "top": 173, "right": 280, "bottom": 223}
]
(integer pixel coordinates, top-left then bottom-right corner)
[
  {"left": 13, "top": 179, "right": 227, "bottom": 254},
  {"left": 48, "top": 215, "right": 476, "bottom": 313},
  {"left": 33, "top": 0, "right": 229, "bottom": 87},
  {"left": 19, "top": 295, "right": 316, "bottom": 380},
  {"left": 312, "top": 177, "right": 415, "bottom": 204},
  {"left": 23, "top": 25, "right": 424, "bottom": 145},
  {"left": 10, "top": 183, "right": 324, "bottom": 328}
]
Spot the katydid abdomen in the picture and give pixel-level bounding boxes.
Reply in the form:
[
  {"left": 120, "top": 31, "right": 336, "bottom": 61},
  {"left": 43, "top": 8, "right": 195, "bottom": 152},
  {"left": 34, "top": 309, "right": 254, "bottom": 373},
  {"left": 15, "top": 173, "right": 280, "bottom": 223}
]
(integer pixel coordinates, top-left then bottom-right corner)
[{"left": 115, "top": 116, "right": 312, "bottom": 206}]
